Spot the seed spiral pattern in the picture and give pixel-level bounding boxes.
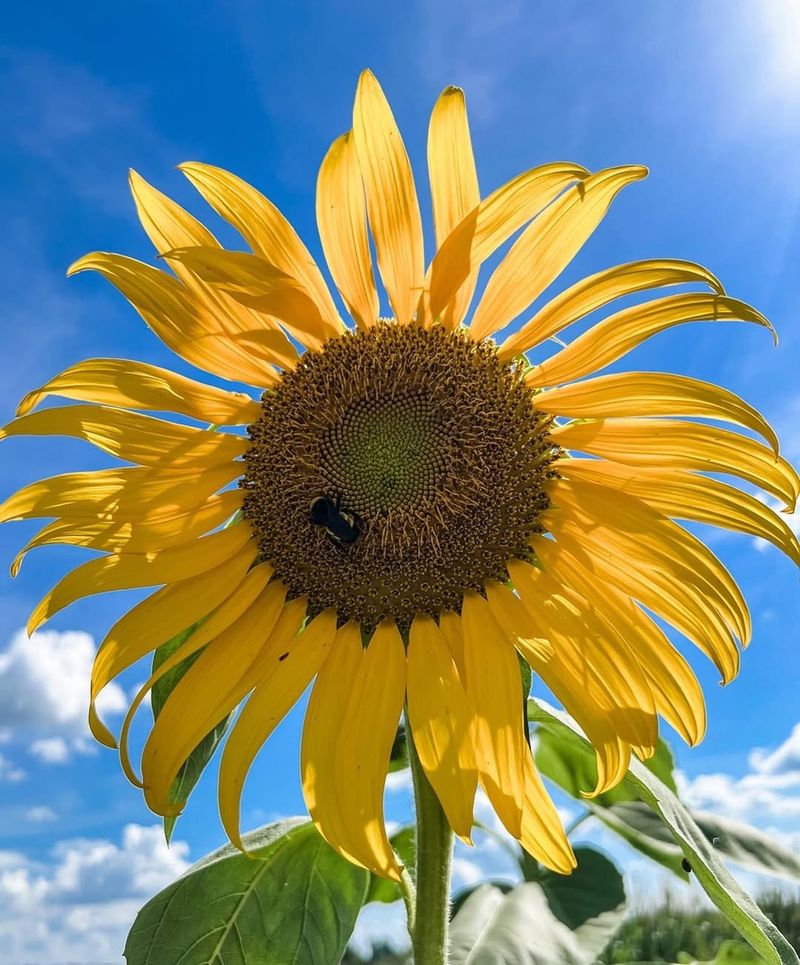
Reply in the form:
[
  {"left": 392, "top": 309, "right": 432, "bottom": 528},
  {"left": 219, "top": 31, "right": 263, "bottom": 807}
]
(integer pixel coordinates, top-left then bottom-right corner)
[{"left": 242, "top": 323, "right": 558, "bottom": 630}]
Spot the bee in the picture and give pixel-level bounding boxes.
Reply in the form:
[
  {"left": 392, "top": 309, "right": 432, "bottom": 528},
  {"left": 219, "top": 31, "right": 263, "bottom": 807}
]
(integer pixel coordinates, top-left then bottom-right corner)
[{"left": 309, "top": 495, "right": 362, "bottom": 548}]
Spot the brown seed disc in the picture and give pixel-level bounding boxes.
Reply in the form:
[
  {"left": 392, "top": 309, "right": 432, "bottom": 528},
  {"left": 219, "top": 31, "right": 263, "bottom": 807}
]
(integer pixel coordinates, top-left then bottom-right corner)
[{"left": 242, "top": 323, "right": 557, "bottom": 630}]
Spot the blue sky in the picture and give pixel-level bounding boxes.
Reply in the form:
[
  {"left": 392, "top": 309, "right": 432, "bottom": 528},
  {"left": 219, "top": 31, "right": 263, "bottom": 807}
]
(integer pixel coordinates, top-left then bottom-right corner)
[{"left": 1, "top": 1, "right": 799, "bottom": 960}]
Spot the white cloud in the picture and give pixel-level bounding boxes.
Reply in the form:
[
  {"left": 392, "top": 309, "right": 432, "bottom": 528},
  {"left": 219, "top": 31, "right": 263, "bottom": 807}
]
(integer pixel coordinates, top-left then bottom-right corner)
[
  {"left": 679, "top": 722, "right": 800, "bottom": 821},
  {"left": 29, "top": 737, "right": 70, "bottom": 764},
  {"left": 0, "top": 824, "right": 189, "bottom": 964},
  {"left": 749, "top": 723, "right": 800, "bottom": 775},
  {"left": 0, "top": 752, "right": 26, "bottom": 783},
  {"left": 0, "top": 629, "right": 126, "bottom": 741},
  {"left": 29, "top": 735, "right": 98, "bottom": 765},
  {"left": 23, "top": 806, "right": 57, "bottom": 824},
  {"left": 385, "top": 769, "right": 413, "bottom": 794}
]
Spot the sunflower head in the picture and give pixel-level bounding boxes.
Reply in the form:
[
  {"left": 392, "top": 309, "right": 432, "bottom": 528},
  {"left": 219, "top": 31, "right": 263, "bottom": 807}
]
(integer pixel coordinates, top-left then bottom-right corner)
[
  {"left": 1, "top": 69, "right": 798, "bottom": 883},
  {"left": 244, "top": 322, "right": 555, "bottom": 631}
]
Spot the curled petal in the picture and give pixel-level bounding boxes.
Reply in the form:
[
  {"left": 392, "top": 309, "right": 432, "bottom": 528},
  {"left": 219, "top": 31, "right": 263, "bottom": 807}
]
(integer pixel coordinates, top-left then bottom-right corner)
[{"left": 470, "top": 166, "right": 648, "bottom": 342}]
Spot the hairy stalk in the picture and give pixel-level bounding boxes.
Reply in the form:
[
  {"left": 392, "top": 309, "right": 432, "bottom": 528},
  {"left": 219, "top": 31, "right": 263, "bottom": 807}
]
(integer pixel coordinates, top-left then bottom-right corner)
[{"left": 405, "top": 708, "right": 453, "bottom": 965}]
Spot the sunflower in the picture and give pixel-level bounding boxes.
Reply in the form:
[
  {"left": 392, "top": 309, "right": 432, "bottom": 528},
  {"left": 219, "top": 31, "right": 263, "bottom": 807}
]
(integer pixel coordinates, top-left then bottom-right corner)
[{"left": 2, "top": 70, "right": 798, "bottom": 884}]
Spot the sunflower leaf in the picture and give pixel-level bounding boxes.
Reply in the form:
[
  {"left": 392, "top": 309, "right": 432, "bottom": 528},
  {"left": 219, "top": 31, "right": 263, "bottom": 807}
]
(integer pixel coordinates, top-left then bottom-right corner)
[
  {"left": 450, "top": 881, "right": 587, "bottom": 965},
  {"left": 600, "top": 801, "right": 800, "bottom": 885},
  {"left": 531, "top": 700, "right": 689, "bottom": 876},
  {"left": 533, "top": 708, "right": 678, "bottom": 803},
  {"left": 588, "top": 799, "right": 690, "bottom": 879},
  {"left": 389, "top": 722, "right": 409, "bottom": 773},
  {"left": 527, "top": 845, "right": 627, "bottom": 960},
  {"left": 529, "top": 700, "right": 800, "bottom": 965},
  {"left": 124, "top": 818, "right": 369, "bottom": 965},
  {"left": 151, "top": 623, "right": 230, "bottom": 843}
]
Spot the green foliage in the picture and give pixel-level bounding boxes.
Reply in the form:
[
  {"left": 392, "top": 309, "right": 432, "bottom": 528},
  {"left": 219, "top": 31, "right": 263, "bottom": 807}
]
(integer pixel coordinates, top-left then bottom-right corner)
[
  {"left": 150, "top": 624, "right": 231, "bottom": 843},
  {"left": 365, "top": 827, "right": 415, "bottom": 904},
  {"left": 529, "top": 701, "right": 800, "bottom": 965},
  {"left": 533, "top": 846, "right": 627, "bottom": 960},
  {"left": 602, "top": 893, "right": 800, "bottom": 964},
  {"left": 450, "top": 881, "right": 587, "bottom": 964},
  {"left": 389, "top": 723, "right": 409, "bottom": 773},
  {"left": 124, "top": 818, "right": 369, "bottom": 965},
  {"left": 449, "top": 846, "right": 626, "bottom": 964}
]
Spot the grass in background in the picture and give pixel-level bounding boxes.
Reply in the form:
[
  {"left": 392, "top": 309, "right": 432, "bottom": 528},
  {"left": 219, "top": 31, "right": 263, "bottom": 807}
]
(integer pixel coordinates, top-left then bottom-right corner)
[{"left": 602, "top": 891, "right": 800, "bottom": 963}]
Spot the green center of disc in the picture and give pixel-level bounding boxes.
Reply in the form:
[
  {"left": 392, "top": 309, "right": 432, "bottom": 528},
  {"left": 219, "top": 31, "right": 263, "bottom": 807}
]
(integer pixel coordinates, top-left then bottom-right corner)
[{"left": 319, "top": 392, "right": 447, "bottom": 514}]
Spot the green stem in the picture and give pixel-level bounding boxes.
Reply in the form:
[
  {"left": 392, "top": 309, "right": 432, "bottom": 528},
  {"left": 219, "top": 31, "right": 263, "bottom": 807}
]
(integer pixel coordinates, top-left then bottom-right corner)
[{"left": 406, "top": 709, "right": 453, "bottom": 965}]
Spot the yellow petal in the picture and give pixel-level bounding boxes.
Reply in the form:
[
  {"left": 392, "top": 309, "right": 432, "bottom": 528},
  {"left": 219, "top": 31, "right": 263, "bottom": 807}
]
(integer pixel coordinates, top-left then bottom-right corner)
[
  {"left": 437, "top": 609, "right": 467, "bottom": 683},
  {"left": 89, "top": 552, "right": 265, "bottom": 748},
  {"left": 11, "top": 489, "right": 242, "bottom": 576},
  {"left": 17, "top": 357, "right": 260, "bottom": 424},
  {"left": 0, "top": 462, "right": 240, "bottom": 529},
  {"left": 179, "top": 161, "right": 341, "bottom": 330},
  {"left": 316, "top": 132, "right": 379, "bottom": 329},
  {"left": 460, "top": 591, "right": 527, "bottom": 838},
  {"left": 535, "top": 537, "right": 706, "bottom": 747},
  {"left": 496, "top": 568, "right": 658, "bottom": 758},
  {"left": 407, "top": 613, "right": 477, "bottom": 839},
  {"left": 552, "top": 418, "right": 799, "bottom": 511},
  {"left": 141, "top": 591, "right": 306, "bottom": 812},
  {"left": 352, "top": 71, "right": 424, "bottom": 326},
  {"left": 499, "top": 258, "right": 724, "bottom": 360},
  {"left": 427, "top": 87, "right": 480, "bottom": 330},
  {"left": 482, "top": 580, "right": 554, "bottom": 664},
  {"left": 120, "top": 570, "right": 282, "bottom": 781},
  {"left": 475, "top": 585, "right": 575, "bottom": 867},
  {"left": 129, "top": 170, "right": 297, "bottom": 375},
  {"left": 527, "top": 294, "right": 776, "bottom": 388},
  {"left": 165, "top": 246, "right": 338, "bottom": 351},
  {"left": 507, "top": 560, "right": 635, "bottom": 793},
  {"left": 470, "top": 166, "right": 648, "bottom": 342},
  {"left": 219, "top": 608, "right": 338, "bottom": 849},
  {"left": 302, "top": 619, "right": 405, "bottom": 880},
  {"left": 543, "top": 493, "right": 741, "bottom": 684},
  {"left": 29, "top": 522, "right": 254, "bottom": 634},
  {"left": 550, "top": 477, "right": 750, "bottom": 649},
  {"left": 519, "top": 754, "right": 576, "bottom": 874},
  {"left": 537, "top": 372, "right": 778, "bottom": 453},
  {"left": 425, "top": 162, "right": 588, "bottom": 324},
  {"left": 68, "top": 252, "right": 289, "bottom": 385},
  {"left": 1, "top": 405, "right": 247, "bottom": 469},
  {"left": 559, "top": 459, "right": 800, "bottom": 565}
]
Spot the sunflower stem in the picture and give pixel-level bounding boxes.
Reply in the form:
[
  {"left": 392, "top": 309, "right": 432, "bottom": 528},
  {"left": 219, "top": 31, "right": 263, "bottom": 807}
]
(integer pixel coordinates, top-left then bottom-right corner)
[{"left": 406, "top": 709, "right": 453, "bottom": 965}]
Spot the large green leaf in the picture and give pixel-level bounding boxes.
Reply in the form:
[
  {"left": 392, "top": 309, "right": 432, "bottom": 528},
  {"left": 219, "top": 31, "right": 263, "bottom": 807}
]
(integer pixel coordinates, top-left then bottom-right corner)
[
  {"left": 529, "top": 702, "right": 800, "bottom": 965},
  {"left": 591, "top": 800, "right": 690, "bottom": 879},
  {"left": 600, "top": 802, "right": 800, "bottom": 885},
  {"left": 531, "top": 846, "right": 627, "bottom": 961},
  {"left": 534, "top": 709, "right": 677, "bottom": 804},
  {"left": 125, "top": 818, "right": 369, "bottom": 965},
  {"left": 151, "top": 624, "right": 230, "bottom": 843},
  {"left": 449, "top": 882, "right": 585, "bottom": 965},
  {"left": 692, "top": 811, "right": 800, "bottom": 884},
  {"left": 533, "top": 706, "right": 688, "bottom": 877}
]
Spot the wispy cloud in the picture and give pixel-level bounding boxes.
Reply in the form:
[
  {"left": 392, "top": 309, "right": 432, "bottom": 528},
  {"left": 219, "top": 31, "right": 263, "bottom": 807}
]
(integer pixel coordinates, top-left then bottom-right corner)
[{"left": 1, "top": 47, "right": 174, "bottom": 214}]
